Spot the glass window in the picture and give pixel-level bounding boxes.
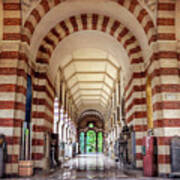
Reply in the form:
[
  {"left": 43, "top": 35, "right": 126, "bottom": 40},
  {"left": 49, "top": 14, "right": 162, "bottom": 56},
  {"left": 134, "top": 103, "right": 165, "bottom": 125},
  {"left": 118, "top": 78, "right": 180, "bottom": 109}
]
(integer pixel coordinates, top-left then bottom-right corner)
[
  {"left": 86, "top": 130, "right": 96, "bottom": 153},
  {"left": 98, "top": 132, "right": 103, "bottom": 152}
]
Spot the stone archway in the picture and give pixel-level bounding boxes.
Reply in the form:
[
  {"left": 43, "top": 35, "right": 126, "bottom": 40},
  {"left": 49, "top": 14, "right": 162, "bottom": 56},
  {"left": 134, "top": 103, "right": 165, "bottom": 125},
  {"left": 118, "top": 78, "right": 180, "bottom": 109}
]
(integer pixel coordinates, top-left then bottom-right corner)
[{"left": 23, "top": 0, "right": 155, "bottom": 47}]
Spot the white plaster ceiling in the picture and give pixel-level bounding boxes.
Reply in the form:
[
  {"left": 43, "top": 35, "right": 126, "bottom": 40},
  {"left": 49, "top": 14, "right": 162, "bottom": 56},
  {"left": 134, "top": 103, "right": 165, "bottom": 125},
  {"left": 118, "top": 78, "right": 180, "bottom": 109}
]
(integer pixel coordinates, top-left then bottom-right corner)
[
  {"left": 62, "top": 48, "right": 119, "bottom": 111},
  {"left": 49, "top": 31, "right": 129, "bottom": 82}
]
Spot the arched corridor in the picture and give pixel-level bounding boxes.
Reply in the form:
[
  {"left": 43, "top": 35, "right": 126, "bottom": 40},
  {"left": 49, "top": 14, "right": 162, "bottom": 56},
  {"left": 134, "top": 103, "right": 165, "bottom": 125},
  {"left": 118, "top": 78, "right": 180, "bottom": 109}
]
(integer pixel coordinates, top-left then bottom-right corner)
[{"left": 0, "top": 0, "right": 180, "bottom": 179}]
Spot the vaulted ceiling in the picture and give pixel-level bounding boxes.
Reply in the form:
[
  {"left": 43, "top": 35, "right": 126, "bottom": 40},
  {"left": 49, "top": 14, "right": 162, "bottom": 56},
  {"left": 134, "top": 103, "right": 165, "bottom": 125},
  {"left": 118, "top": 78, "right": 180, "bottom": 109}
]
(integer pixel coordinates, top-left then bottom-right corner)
[
  {"left": 22, "top": 0, "right": 155, "bottom": 118},
  {"left": 61, "top": 48, "right": 120, "bottom": 110}
]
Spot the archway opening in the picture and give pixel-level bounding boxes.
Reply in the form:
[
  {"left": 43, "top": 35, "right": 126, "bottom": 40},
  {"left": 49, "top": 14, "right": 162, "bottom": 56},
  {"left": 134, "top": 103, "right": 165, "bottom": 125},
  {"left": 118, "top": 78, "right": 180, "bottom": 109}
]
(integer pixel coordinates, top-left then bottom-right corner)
[{"left": 26, "top": 2, "right": 152, "bottom": 173}]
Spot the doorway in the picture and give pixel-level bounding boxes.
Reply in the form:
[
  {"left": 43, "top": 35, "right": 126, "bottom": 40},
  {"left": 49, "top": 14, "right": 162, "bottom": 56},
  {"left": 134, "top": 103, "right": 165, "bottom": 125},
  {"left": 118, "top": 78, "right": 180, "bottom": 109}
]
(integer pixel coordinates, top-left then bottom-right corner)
[{"left": 86, "top": 130, "right": 96, "bottom": 153}]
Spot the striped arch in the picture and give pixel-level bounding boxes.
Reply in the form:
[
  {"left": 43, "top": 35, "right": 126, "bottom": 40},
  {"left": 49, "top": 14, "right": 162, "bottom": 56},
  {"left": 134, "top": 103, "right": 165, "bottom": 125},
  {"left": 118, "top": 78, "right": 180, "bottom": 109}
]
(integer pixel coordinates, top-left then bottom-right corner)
[
  {"left": 35, "top": 14, "right": 147, "bottom": 168},
  {"left": 36, "top": 14, "right": 144, "bottom": 66},
  {"left": 23, "top": 0, "right": 155, "bottom": 45}
]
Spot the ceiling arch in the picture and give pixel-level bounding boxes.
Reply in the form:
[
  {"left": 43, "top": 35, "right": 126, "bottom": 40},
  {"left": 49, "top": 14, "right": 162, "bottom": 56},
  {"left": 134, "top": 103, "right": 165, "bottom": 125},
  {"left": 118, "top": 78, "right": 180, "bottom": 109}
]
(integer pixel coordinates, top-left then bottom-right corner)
[
  {"left": 36, "top": 14, "right": 144, "bottom": 66},
  {"left": 22, "top": 2, "right": 152, "bottom": 118},
  {"left": 49, "top": 31, "right": 129, "bottom": 83},
  {"left": 23, "top": 0, "right": 155, "bottom": 60},
  {"left": 79, "top": 109, "right": 104, "bottom": 121},
  {"left": 34, "top": 14, "right": 145, "bottom": 114},
  {"left": 78, "top": 109, "right": 104, "bottom": 129}
]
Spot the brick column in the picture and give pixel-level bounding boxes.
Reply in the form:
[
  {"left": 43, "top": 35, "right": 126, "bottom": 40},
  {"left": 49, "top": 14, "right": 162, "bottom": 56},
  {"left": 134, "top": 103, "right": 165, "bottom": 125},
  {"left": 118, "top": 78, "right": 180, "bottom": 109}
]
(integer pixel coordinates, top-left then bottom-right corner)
[
  {"left": 31, "top": 65, "right": 55, "bottom": 169},
  {"left": 151, "top": 0, "right": 180, "bottom": 176},
  {"left": 0, "top": 1, "right": 25, "bottom": 175}
]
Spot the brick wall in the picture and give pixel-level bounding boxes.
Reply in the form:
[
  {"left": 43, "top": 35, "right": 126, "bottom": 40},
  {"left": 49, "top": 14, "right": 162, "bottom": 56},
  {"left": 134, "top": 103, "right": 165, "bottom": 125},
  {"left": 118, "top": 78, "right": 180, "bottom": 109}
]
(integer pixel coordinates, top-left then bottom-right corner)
[{"left": 0, "top": 0, "right": 179, "bottom": 176}]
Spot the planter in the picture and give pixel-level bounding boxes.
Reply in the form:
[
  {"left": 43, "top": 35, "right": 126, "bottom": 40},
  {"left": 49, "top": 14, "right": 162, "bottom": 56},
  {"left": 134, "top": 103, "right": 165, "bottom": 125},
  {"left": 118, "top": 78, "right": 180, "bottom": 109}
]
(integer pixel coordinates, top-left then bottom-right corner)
[{"left": 18, "top": 160, "right": 33, "bottom": 177}]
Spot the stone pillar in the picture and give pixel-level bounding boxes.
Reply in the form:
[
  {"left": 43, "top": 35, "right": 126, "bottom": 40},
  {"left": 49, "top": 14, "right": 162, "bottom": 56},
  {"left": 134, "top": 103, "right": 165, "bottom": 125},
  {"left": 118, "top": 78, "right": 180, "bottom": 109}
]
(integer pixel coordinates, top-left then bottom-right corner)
[
  {"left": 84, "top": 132, "right": 87, "bottom": 154},
  {"left": 0, "top": 1, "right": 24, "bottom": 175},
  {"left": 151, "top": 0, "right": 180, "bottom": 176}
]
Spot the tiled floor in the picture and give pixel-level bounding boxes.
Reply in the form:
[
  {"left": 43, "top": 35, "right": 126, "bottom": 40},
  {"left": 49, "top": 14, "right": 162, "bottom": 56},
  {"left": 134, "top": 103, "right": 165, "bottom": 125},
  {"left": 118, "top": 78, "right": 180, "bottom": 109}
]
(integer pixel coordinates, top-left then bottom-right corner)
[{"left": 5, "top": 154, "right": 174, "bottom": 180}]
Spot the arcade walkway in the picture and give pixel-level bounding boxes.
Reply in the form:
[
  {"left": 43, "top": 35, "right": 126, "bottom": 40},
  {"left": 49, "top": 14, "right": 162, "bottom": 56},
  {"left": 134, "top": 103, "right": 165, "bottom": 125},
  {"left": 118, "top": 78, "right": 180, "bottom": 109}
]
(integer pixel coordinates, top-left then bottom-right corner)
[{"left": 5, "top": 154, "right": 171, "bottom": 180}]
